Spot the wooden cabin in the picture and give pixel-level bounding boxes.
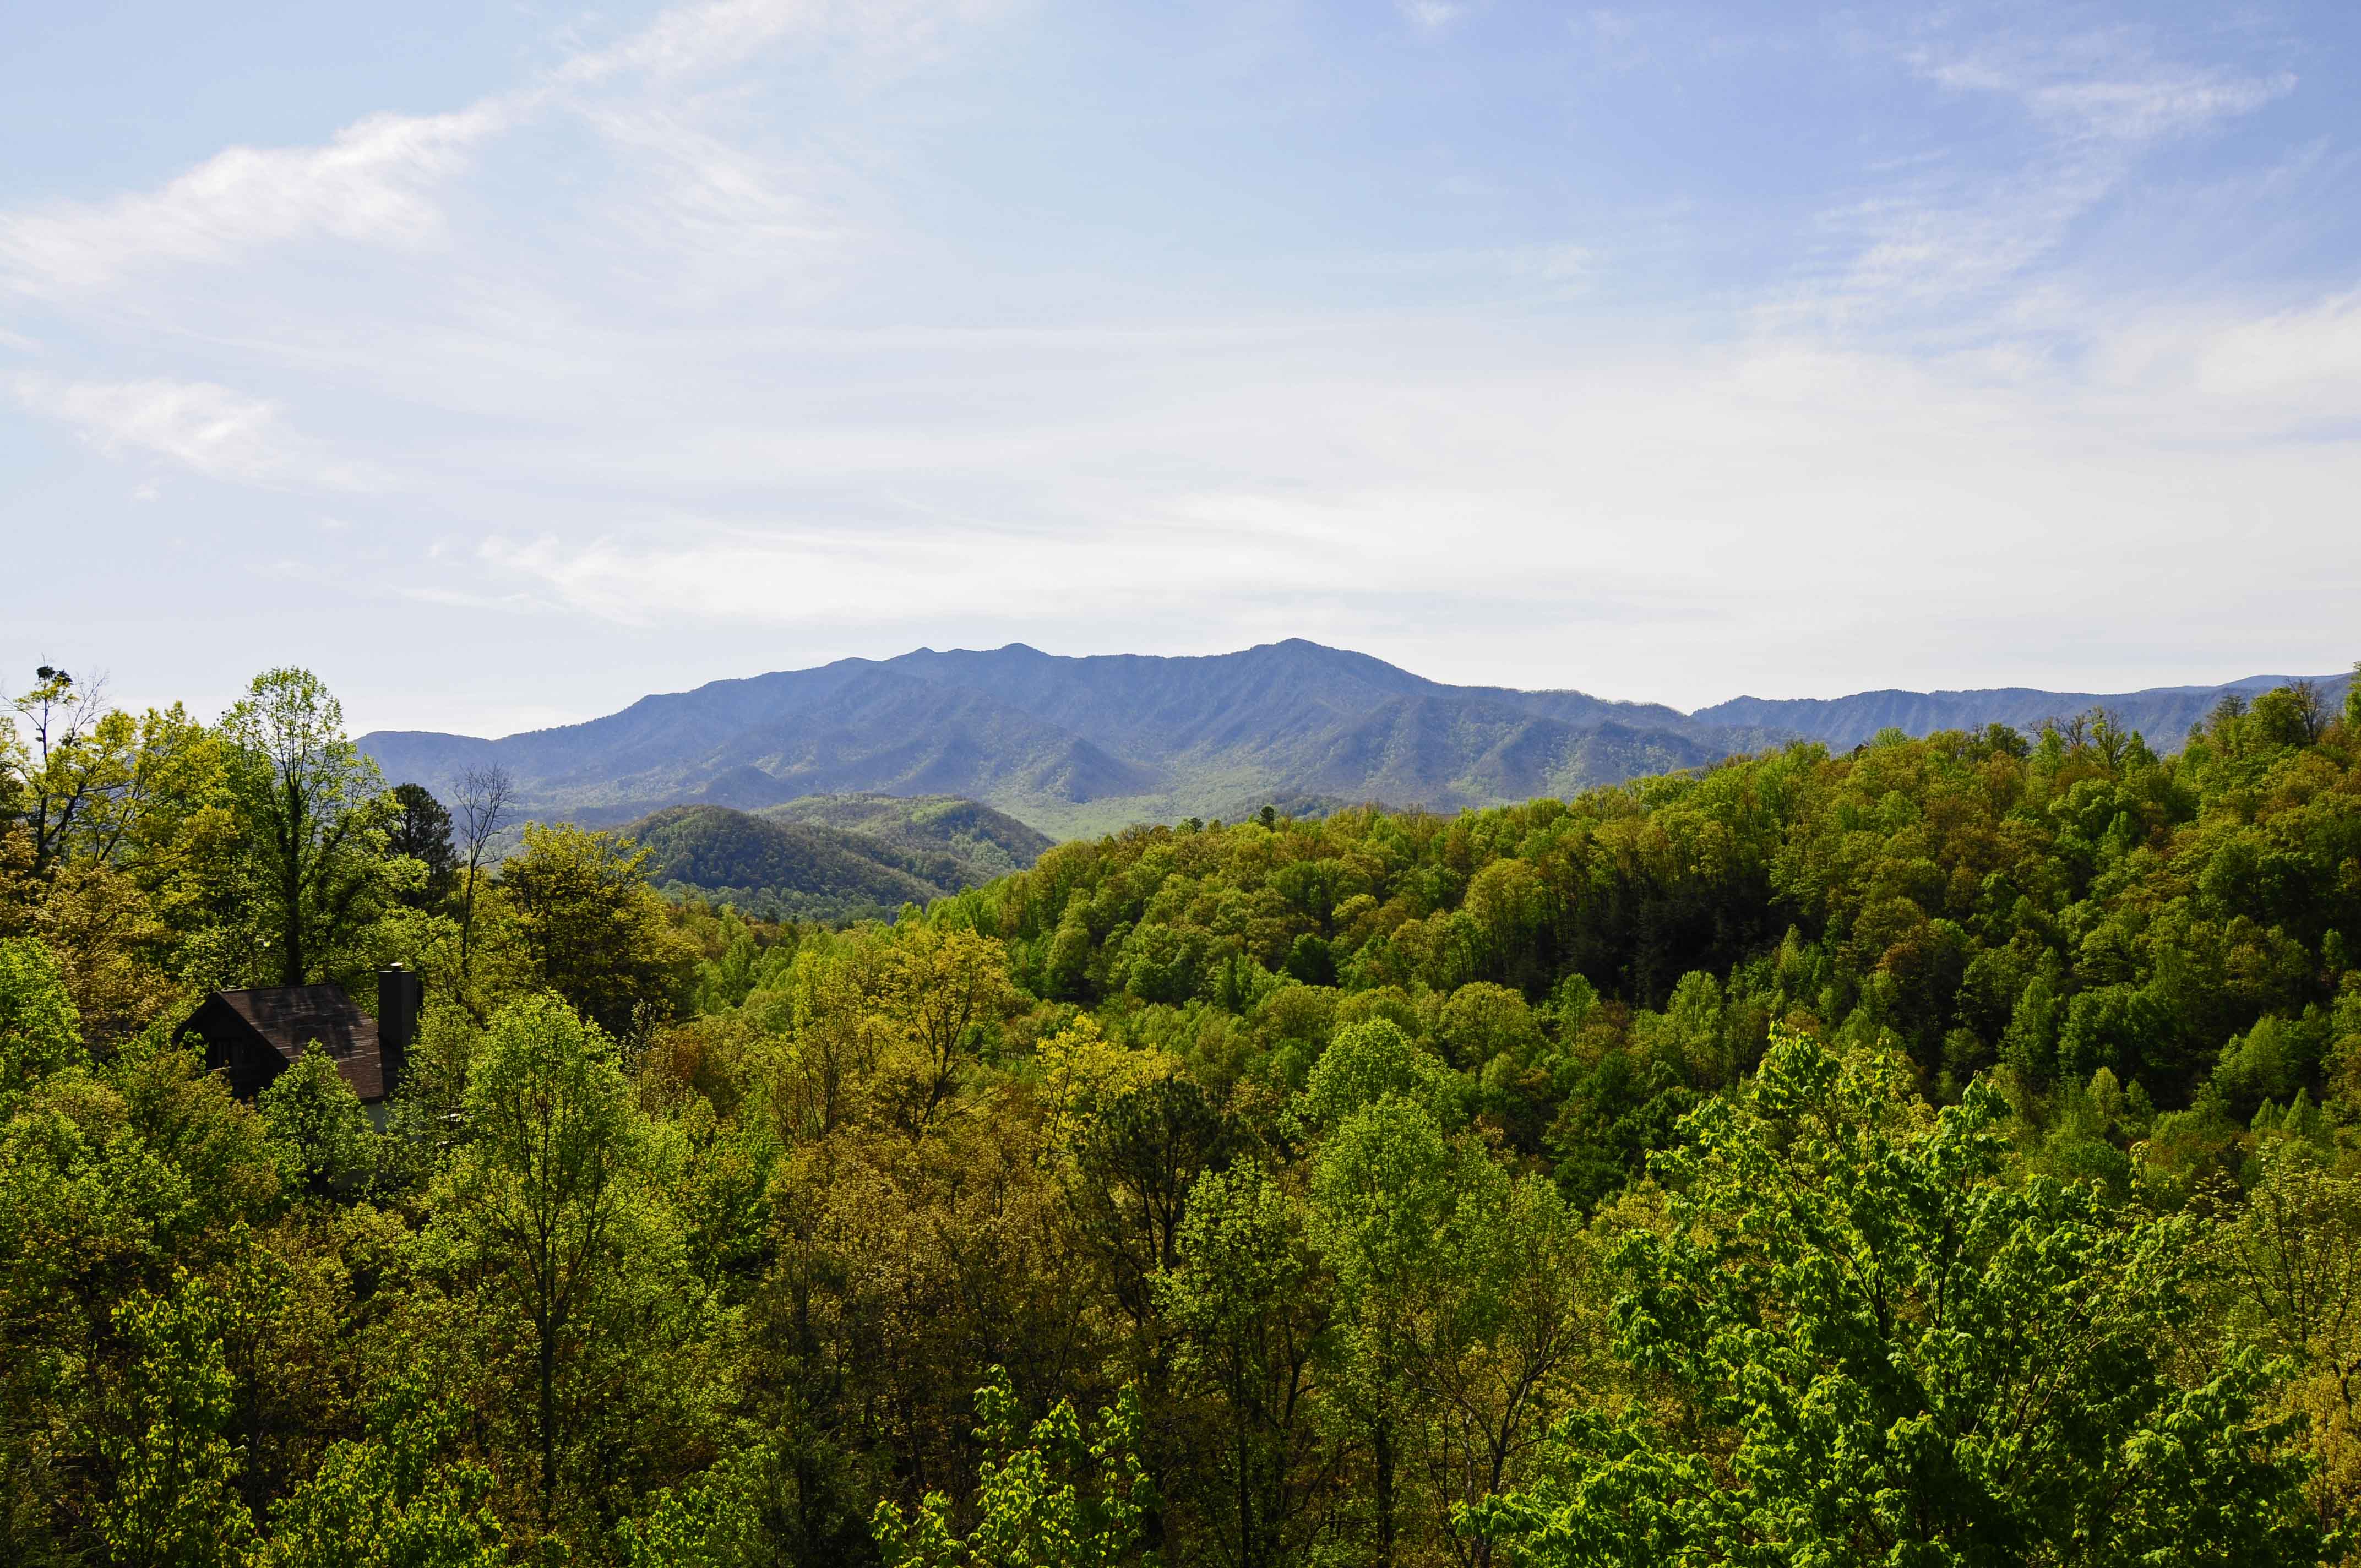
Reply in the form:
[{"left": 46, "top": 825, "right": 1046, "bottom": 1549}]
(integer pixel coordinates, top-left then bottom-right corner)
[{"left": 179, "top": 966, "right": 420, "bottom": 1106}]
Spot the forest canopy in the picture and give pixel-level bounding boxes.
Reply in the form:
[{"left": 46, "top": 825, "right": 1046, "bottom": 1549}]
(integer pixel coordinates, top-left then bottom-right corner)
[{"left": 4, "top": 661, "right": 2361, "bottom": 1566}]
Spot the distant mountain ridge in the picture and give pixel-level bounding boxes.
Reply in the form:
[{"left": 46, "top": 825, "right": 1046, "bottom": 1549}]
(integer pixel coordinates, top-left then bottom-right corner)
[
  {"left": 361, "top": 642, "right": 2355, "bottom": 837},
  {"left": 1691, "top": 673, "right": 2354, "bottom": 754}
]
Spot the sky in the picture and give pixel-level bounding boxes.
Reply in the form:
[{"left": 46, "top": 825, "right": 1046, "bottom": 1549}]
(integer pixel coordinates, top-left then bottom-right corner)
[{"left": 5, "top": 0, "right": 2360, "bottom": 737}]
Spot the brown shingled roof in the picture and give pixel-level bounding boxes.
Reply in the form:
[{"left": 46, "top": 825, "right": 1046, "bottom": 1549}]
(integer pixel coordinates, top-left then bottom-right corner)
[{"left": 194, "top": 984, "right": 388, "bottom": 1102}]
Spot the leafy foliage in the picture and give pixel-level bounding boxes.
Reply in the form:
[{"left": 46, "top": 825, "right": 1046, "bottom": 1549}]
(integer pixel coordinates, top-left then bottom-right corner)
[
  {"left": 1473, "top": 1028, "right": 2327, "bottom": 1564},
  {"left": 3, "top": 663, "right": 2361, "bottom": 1567},
  {"left": 0, "top": 933, "right": 84, "bottom": 1096},
  {"left": 100, "top": 1272, "right": 260, "bottom": 1568},
  {"left": 872, "top": 1368, "right": 1157, "bottom": 1568},
  {"left": 265, "top": 1377, "right": 507, "bottom": 1568},
  {"left": 222, "top": 668, "right": 396, "bottom": 989},
  {"left": 257, "top": 1042, "right": 376, "bottom": 1196}
]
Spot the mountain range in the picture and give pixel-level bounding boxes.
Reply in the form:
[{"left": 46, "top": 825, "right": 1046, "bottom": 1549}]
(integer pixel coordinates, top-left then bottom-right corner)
[
  {"left": 360, "top": 641, "right": 2355, "bottom": 837},
  {"left": 1693, "top": 674, "right": 2354, "bottom": 753}
]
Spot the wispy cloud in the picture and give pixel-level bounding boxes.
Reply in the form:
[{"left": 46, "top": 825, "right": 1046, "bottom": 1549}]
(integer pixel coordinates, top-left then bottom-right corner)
[
  {"left": 1397, "top": 1, "right": 1469, "bottom": 34},
  {"left": 1788, "top": 21, "right": 2299, "bottom": 335},
  {"left": 471, "top": 506, "right": 1385, "bottom": 628},
  {"left": 1917, "top": 36, "right": 2293, "bottom": 146},
  {"left": 15, "top": 375, "right": 379, "bottom": 488},
  {"left": 556, "top": 0, "right": 986, "bottom": 85},
  {"left": 0, "top": 0, "right": 982, "bottom": 300},
  {"left": 2087, "top": 287, "right": 2361, "bottom": 433},
  {"left": 574, "top": 103, "right": 853, "bottom": 302},
  {"left": 0, "top": 105, "right": 509, "bottom": 295}
]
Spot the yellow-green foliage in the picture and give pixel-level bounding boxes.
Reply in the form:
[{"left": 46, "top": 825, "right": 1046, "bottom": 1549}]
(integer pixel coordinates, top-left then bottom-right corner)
[{"left": 6, "top": 669, "right": 2361, "bottom": 1566}]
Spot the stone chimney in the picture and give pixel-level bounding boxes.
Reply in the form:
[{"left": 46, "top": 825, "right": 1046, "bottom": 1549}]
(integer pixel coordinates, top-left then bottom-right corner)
[{"left": 377, "top": 963, "right": 422, "bottom": 1095}]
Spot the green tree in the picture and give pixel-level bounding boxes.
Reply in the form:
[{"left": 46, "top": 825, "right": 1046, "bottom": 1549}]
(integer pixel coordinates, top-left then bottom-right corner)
[
  {"left": 871, "top": 1367, "right": 1157, "bottom": 1568},
  {"left": 436, "top": 994, "right": 644, "bottom": 1518},
  {"left": 221, "top": 668, "right": 393, "bottom": 987},
  {"left": 2221, "top": 1135, "right": 2361, "bottom": 1518},
  {"left": 2229, "top": 1139, "right": 2361, "bottom": 1368},
  {"left": 256, "top": 1041, "right": 376, "bottom": 1197},
  {"left": 1411, "top": 1169, "right": 1587, "bottom": 1568},
  {"left": 265, "top": 1376, "right": 507, "bottom": 1568},
  {"left": 1297, "top": 1017, "right": 1459, "bottom": 1133},
  {"left": 0, "top": 933, "right": 83, "bottom": 1099},
  {"left": 617, "top": 1449, "right": 764, "bottom": 1568},
  {"left": 873, "top": 924, "right": 1019, "bottom": 1136},
  {"left": 388, "top": 784, "right": 458, "bottom": 909},
  {"left": 99, "top": 1273, "right": 260, "bottom": 1568},
  {"left": 497, "top": 824, "right": 692, "bottom": 1039},
  {"left": 1306, "top": 1083, "right": 1586, "bottom": 1565},
  {"left": 1308, "top": 1094, "right": 1457, "bottom": 1564},
  {"left": 2, "top": 666, "right": 123, "bottom": 877},
  {"left": 1158, "top": 1162, "right": 1334, "bottom": 1568},
  {"left": 1071, "top": 1074, "right": 1232, "bottom": 1332},
  {"left": 1471, "top": 1028, "right": 2326, "bottom": 1566}
]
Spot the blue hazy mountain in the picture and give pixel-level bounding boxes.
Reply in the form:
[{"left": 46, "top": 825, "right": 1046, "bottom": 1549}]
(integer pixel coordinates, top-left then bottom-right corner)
[{"left": 360, "top": 641, "right": 2353, "bottom": 837}]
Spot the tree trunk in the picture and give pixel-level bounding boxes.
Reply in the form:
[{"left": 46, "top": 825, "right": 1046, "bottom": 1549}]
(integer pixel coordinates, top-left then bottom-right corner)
[{"left": 538, "top": 1313, "right": 558, "bottom": 1521}]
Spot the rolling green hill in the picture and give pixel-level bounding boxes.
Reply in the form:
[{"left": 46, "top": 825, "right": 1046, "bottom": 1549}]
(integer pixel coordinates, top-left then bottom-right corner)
[
  {"left": 625, "top": 798, "right": 1048, "bottom": 922},
  {"left": 756, "top": 794, "right": 1051, "bottom": 883}
]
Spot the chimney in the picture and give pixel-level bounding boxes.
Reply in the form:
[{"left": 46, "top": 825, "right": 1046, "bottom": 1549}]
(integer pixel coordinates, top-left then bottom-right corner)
[{"left": 378, "top": 964, "right": 422, "bottom": 1095}]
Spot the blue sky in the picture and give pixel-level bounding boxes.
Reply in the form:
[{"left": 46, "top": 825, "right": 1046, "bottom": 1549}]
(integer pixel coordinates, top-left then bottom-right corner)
[{"left": 6, "top": 0, "right": 2359, "bottom": 736}]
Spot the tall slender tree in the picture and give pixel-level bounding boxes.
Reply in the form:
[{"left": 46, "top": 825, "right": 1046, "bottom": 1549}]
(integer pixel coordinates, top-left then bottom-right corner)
[
  {"left": 451, "top": 763, "right": 512, "bottom": 995},
  {"left": 220, "top": 668, "right": 391, "bottom": 986},
  {"left": 387, "top": 783, "right": 458, "bottom": 908},
  {"left": 439, "top": 993, "right": 644, "bottom": 1520}
]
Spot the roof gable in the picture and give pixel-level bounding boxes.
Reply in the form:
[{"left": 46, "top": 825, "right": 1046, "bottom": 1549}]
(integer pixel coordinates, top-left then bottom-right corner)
[{"left": 187, "top": 984, "right": 387, "bottom": 1102}]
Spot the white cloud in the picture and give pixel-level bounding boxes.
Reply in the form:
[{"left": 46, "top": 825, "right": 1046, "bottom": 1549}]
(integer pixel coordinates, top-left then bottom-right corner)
[
  {"left": 0, "top": 105, "right": 509, "bottom": 295},
  {"left": 1790, "top": 26, "right": 2298, "bottom": 333},
  {"left": 575, "top": 103, "right": 852, "bottom": 301},
  {"left": 2026, "top": 70, "right": 2294, "bottom": 145},
  {"left": 443, "top": 310, "right": 2361, "bottom": 684},
  {"left": 556, "top": 0, "right": 982, "bottom": 86},
  {"left": 1916, "top": 30, "right": 2295, "bottom": 148},
  {"left": 2082, "top": 288, "right": 2361, "bottom": 431},
  {"left": 0, "top": 0, "right": 981, "bottom": 299},
  {"left": 2185, "top": 290, "right": 2361, "bottom": 414},
  {"left": 1398, "top": 1, "right": 1468, "bottom": 33},
  {"left": 472, "top": 508, "right": 1371, "bottom": 627},
  {"left": 18, "top": 375, "right": 376, "bottom": 489}
]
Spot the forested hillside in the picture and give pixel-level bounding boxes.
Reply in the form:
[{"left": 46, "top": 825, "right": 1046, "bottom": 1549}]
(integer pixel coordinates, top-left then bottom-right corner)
[
  {"left": 7, "top": 661, "right": 2361, "bottom": 1566},
  {"left": 755, "top": 793, "right": 1052, "bottom": 883},
  {"left": 627, "top": 805, "right": 946, "bottom": 920},
  {"left": 626, "top": 798, "right": 1050, "bottom": 922}
]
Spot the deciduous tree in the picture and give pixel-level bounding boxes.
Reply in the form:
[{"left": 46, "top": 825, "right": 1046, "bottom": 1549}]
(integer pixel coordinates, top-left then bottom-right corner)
[{"left": 221, "top": 668, "right": 393, "bottom": 987}]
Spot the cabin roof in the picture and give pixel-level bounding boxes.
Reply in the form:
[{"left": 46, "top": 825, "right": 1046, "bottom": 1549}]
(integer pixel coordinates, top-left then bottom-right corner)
[{"left": 186, "top": 984, "right": 388, "bottom": 1102}]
